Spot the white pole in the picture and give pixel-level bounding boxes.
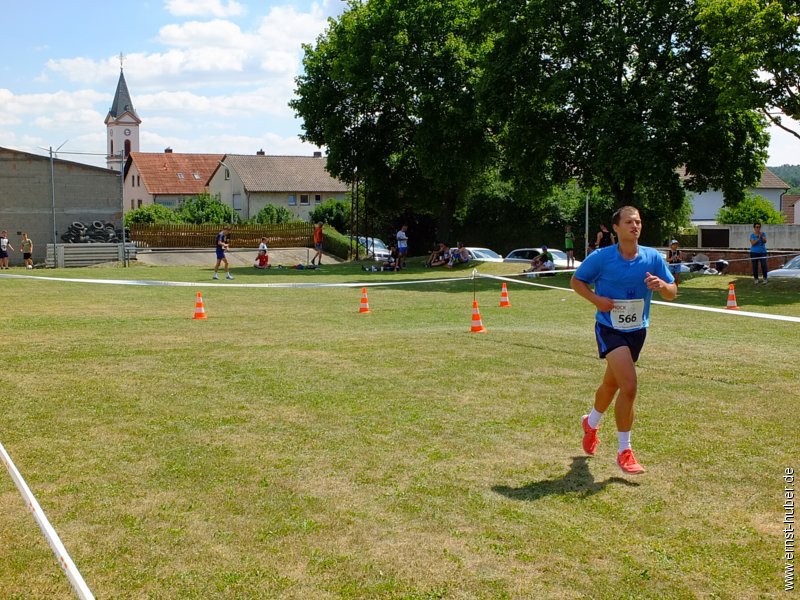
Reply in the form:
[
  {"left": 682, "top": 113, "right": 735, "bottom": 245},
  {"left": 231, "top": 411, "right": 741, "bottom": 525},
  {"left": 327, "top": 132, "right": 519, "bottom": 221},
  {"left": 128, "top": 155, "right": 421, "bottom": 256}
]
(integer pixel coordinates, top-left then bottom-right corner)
[
  {"left": 119, "top": 150, "right": 127, "bottom": 267},
  {"left": 584, "top": 191, "right": 590, "bottom": 258},
  {"left": 0, "top": 441, "right": 95, "bottom": 600}
]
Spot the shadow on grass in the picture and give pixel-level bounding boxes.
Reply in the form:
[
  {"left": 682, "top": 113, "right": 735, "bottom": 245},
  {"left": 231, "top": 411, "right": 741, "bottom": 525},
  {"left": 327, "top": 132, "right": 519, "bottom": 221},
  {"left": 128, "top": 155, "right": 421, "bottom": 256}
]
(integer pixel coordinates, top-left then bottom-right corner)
[{"left": 492, "top": 456, "right": 639, "bottom": 501}]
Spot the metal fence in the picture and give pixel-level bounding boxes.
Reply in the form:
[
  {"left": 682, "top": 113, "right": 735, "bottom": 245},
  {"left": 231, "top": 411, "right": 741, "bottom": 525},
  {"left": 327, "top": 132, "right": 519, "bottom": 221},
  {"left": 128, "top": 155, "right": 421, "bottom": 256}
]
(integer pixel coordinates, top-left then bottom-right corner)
[{"left": 129, "top": 223, "right": 314, "bottom": 249}]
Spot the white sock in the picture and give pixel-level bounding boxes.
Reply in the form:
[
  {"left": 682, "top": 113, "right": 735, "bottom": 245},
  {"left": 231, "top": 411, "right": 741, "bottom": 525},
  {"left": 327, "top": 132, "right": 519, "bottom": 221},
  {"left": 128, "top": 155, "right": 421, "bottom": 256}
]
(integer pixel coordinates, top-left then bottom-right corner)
[
  {"left": 587, "top": 408, "right": 604, "bottom": 430},
  {"left": 618, "top": 431, "right": 632, "bottom": 454}
]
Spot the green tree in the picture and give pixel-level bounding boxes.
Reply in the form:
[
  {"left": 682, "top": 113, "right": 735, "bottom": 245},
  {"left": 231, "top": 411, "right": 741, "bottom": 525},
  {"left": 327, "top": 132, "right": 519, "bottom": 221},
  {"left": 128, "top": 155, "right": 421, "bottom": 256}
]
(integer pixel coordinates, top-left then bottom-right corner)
[
  {"left": 124, "top": 203, "right": 183, "bottom": 226},
  {"left": 250, "top": 204, "right": 298, "bottom": 225},
  {"left": 291, "top": 0, "right": 494, "bottom": 241},
  {"left": 716, "top": 193, "right": 785, "bottom": 224},
  {"left": 698, "top": 0, "right": 800, "bottom": 140},
  {"left": 310, "top": 199, "right": 350, "bottom": 232},
  {"left": 177, "top": 192, "right": 238, "bottom": 225},
  {"left": 481, "top": 0, "right": 769, "bottom": 211}
]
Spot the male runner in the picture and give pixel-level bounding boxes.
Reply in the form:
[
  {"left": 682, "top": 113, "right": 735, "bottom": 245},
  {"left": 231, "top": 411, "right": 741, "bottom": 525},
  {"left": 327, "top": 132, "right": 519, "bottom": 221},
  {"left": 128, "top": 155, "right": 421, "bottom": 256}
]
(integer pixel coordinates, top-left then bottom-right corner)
[
  {"left": 213, "top": 226, "right": 234, "bottom": 280},
  {"left": 571, "top": 206, "right": 677, "bottom": 474}
]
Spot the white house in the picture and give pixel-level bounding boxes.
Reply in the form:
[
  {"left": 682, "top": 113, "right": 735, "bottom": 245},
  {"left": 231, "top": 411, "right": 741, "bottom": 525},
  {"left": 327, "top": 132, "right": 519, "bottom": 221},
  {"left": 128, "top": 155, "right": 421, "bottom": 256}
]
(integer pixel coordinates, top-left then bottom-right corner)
[
  {"left": 686, "top": 168, "right": 790, "bottom": 224},
  {"left": 209, "top": 152, "right": 349, "bottom": 221}
]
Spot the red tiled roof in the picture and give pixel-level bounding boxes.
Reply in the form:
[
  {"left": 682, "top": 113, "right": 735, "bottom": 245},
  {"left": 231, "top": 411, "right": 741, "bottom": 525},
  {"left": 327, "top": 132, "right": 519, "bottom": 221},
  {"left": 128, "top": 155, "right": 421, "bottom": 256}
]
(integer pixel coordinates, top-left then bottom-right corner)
[{"left": 130, "top": 152, "right": 224, "bottom": 195}]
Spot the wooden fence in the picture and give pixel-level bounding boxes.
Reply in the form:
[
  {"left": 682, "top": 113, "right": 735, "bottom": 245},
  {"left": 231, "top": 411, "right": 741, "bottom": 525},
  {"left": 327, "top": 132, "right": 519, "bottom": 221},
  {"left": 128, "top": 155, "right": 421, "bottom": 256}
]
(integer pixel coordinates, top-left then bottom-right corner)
[{"left": 129, "top": 223, "right": 314, "bottom": 249}]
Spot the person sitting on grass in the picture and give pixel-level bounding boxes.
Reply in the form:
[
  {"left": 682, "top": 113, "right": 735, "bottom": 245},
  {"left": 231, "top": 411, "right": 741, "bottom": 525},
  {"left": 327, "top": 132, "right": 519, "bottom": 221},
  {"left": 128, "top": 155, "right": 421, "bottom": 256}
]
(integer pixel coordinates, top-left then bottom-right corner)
[
  {"left": 383, "top": 244, "right": 400, "bottom": 271},
  {"left": 430, "top": 243, "right": 451, "bottom": 267},
  {"left": 526, "top": 246, "right": 555, "bottom": 275},
  {"left": 446, "top": 242, "right": 470, "bottom": 268},
  {"left": 425, "top": 241, "right": 442, "bottom": 267},
  {"left": 254, "top": 249, "right": 270, "bottom": 269}
]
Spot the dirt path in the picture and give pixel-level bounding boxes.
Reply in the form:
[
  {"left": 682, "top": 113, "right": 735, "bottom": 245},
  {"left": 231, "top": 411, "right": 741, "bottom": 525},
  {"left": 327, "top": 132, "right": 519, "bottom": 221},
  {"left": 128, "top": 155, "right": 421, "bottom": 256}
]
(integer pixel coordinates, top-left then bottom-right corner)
[{"left": 133, "top": 248, "right": 344, "bottom": 267}]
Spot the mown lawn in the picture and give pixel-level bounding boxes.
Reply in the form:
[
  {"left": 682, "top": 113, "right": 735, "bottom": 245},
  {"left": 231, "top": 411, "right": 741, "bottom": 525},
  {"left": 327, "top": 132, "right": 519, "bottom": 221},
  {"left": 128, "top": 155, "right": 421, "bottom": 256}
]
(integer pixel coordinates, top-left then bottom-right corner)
[{"left": 0, "top": 262, "right": 797, "bottom": 598}]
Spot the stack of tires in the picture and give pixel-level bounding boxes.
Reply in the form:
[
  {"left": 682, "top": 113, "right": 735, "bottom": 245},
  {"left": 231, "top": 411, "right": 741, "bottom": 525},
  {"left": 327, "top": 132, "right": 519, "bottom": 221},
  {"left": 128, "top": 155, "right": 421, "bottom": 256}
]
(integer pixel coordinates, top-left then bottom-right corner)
[{"left": 60, "top": 221, "right": 129, "bottom": 243}]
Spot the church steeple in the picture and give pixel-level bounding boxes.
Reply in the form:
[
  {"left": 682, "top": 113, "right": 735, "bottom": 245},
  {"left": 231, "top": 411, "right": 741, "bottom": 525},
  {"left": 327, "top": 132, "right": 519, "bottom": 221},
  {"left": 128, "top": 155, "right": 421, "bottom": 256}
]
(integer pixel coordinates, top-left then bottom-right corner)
[{"left": 105, "top": 57, "right": 141, "bottom": 170}]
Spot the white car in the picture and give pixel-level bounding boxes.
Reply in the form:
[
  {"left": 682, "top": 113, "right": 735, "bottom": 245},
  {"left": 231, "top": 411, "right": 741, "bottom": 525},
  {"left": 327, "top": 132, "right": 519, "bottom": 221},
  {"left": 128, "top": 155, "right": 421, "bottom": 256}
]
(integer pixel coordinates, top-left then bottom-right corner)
[
  {"left": 767, "top": 254, "right": 800, "bottom": 278},
  {"left": 504, "top": 247, "right": 580, "bottom": 269},
  {"left": 465, "top": 247, "right": 504, "bottom": 262},
  {"left": 357, "top": 236, "right": 392, "bottom": 262}
]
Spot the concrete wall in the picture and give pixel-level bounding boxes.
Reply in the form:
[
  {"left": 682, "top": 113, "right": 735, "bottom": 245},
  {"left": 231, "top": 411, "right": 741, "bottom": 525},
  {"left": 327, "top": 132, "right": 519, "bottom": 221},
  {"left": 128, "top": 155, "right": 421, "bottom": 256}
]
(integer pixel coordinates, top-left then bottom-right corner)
[
  {"left": 699, "top": 224, "right": 800, "bottom": 250},
  {"left": 0, "top": 147, "right": 122, "bottom": 265}
]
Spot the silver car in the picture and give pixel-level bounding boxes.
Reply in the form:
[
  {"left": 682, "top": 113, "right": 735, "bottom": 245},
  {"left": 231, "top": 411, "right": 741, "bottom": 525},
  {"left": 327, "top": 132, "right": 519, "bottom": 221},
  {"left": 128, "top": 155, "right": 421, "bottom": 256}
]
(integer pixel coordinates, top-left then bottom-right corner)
[
  {"left": 767, "top": 255, "right": 800, "bottom": 278},
  {"left": 504, "top": 247, "right": 580, "bottom": 269}
]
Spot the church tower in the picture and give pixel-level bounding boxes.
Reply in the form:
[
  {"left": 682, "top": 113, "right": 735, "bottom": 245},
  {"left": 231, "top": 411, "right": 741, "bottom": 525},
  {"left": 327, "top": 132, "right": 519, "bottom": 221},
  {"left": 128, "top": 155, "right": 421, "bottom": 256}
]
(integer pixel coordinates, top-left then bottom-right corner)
[{"left": 105, "top": 60, "right": 141, "bottom": 171}]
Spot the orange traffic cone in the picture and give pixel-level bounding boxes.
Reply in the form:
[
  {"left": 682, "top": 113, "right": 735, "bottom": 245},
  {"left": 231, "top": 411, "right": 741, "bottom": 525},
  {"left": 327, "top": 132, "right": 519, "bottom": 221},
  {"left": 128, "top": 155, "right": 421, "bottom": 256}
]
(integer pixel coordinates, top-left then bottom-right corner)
[
  {"left": 470, "top": 300, "right": 487, "bottom": 333},
  {"left": 193, "top": 291, "right": 207, "bottom": 319},
  {"left": 358, "top": 287, "right": 371, "bottom": 313},
  {"left": 725, "top": 282, "right": 740, "bottom": 310},
  {"left": 499, "top": 282, "right": 511, "bottom": 307}
]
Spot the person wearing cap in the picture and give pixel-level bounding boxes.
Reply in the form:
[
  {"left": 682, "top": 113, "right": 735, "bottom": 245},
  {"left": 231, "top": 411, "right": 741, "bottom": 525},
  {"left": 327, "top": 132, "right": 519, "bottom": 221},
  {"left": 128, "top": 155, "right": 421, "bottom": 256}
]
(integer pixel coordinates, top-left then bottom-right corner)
[{"left": 666, "top": 239, "right": 683, "bottom": 284}]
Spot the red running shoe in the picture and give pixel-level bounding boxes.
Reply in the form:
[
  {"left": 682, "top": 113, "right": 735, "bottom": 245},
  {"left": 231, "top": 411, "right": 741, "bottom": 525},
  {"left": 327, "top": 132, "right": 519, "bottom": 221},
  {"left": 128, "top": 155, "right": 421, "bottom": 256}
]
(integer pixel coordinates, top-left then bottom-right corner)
[
  {"left": 581, "top": 415, "right": 599, "bottom": 456},
  {"left": 617, "top": 449, "right": 645, "bottom": 475}
]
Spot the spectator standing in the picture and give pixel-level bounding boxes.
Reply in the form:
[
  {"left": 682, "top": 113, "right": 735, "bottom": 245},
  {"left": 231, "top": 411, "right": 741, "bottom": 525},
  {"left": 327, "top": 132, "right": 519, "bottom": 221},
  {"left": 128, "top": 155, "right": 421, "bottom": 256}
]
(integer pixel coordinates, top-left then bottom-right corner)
[
  {"left": 20, "top": 233, "right": 33, "bottom": 269},
  {"left": 564, "top": 225, "right": 576, "bottom": 269},
  {"left": 666, "top": 239, "right": 683, "bottom": 284},
  {"left": 396, "top": 225, "right": 409, "bottom": 269},
  {"left": 213, "top": 226, "right": 234, "bottom": 280},
  {"left": 311, "top": 223, "right": 324, "bottom": 266},
  {"left": 0, "top": 230, "right": 14, "bottom": 269},
  {"left": 749, "top": 222, "right": 768, "bottom": 284},
  {"left": 596, "top": 224, "right": 615, "bottom": 248}
]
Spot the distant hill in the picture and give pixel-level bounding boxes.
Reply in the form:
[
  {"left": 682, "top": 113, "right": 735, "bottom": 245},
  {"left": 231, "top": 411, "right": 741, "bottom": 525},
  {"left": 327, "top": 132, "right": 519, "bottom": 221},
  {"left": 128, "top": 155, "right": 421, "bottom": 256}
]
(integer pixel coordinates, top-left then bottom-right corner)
[{"left": 767, "top": 164, "right": 800, "bottom": 189}]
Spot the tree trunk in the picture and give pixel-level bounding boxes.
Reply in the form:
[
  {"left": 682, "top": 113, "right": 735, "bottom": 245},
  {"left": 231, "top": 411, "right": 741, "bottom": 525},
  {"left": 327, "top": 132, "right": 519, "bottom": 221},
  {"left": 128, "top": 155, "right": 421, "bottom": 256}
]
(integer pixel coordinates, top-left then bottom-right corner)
[{"left": 436, "top": 191, "right": 457, "bottom": 242}]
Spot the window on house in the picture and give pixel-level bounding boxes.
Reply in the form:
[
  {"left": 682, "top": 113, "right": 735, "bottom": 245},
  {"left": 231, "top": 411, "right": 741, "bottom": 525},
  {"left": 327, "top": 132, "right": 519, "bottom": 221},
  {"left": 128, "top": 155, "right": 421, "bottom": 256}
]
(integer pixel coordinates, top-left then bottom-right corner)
[
  {"left": 137, "top": 199, "right": 143, "bottom": 208},
  {"left": 224, "top": 168, "right": 230, "bottom": 180},
  {"left": 300, "top": 194, "right": 309, "bottom": 205},
  {"left": 137, "top": 175, "right": 140, "bottom": 187},
  {"left": 315, "top": 194, "right": 322, "bottom": 204},
  {"left": 124, "top": 139, "right": 131, "bottom": 157},
  {"left": 193, "top": 173, "right": 201, "bottom": 180},
  {"left": 288, "top": 194, "right": 296, "bottom": 206},
  {"left": 131, "top": 177, "right": 135, "bottom": 188},
  {"left": 131, "top": 199, "right": 135, "bottom": 210},
  {"left": 177, "top": 173, "right": 185, "bottom": 180}
]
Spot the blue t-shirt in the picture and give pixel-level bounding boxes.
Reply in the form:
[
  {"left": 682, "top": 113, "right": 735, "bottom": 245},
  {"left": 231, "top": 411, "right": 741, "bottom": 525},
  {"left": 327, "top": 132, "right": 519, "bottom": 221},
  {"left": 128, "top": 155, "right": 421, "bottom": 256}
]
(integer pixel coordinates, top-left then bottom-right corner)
[
  {"left": 750, "top": 232, "right": 767, "bottom": 253},
  {"left": 573, "top": 244, "right": 674, "bottom": 330}
]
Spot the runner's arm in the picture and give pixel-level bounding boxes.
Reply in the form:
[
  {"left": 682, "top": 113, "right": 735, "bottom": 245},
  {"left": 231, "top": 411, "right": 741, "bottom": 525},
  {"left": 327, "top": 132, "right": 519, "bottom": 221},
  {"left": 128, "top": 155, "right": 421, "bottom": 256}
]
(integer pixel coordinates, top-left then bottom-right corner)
[{"left": 571, "top": 276, "right": 614, "bottom": 312}]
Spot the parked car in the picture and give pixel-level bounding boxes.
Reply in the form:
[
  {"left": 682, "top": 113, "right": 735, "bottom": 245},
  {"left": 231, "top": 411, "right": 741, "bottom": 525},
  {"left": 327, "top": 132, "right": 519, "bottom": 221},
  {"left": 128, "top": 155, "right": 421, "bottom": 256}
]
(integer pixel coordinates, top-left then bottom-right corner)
[
  {"left": 767, "top": 254, "right": 800, "bottom": 278},
  {"left": 357, "top": 236, "right": 391, "bottom": 262},
  {"left": 504, "top": 248, "right": 581, "bottom": 269},
  {"left": 465, "top": 247, "right": 504, "bottom": 262}
]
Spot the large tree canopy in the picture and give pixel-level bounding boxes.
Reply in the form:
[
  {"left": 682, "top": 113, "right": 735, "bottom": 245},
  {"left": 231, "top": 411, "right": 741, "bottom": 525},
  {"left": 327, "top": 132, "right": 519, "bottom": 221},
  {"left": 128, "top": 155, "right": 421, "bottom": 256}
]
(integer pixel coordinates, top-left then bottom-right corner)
[
  {"left": 698, "top": 0, "right": 800, "bottom": 139},
  {"left": 480, "top": 0, "right": 769, "bottom": 207},
  {"left": 291, "top": 0, "right": 494, "bottom": 239}
]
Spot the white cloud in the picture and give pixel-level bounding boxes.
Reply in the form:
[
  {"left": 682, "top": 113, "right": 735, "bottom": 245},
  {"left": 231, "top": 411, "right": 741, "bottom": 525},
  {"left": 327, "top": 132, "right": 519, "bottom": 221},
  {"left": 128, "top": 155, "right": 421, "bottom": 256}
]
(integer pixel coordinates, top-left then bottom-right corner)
[{"left": 164, "top": 0, "right": 245, "bottom": 18}]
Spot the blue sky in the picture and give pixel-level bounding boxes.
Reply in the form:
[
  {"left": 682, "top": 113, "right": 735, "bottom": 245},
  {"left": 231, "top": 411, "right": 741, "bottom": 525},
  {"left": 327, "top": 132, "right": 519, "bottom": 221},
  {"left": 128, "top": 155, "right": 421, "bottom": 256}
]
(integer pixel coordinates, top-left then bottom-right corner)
[
  {"left": 1, "top": 0, "right": 798, "bottom": 169},
  {"left": 1, "top": 0, "right": 346, "bottom": 168}
]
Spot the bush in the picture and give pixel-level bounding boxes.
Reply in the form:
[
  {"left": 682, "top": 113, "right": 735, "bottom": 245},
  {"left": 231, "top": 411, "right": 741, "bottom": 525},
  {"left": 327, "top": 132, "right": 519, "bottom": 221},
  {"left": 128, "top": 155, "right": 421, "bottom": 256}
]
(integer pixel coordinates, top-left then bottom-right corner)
[
  {"left": 124, "top": 204, "right": 183, "bottom": 226},
  {"left": 310, "top": 199, "right": 350, "bottom": 232},
  {"left": 178, "top": 192, "right": 239, "bottom": 224},
  {"left": 250, "top": 204, "right": 299, "bottom": 225},
  {"left": 717, "top": 194, "right": 785, "bottom": 225}
]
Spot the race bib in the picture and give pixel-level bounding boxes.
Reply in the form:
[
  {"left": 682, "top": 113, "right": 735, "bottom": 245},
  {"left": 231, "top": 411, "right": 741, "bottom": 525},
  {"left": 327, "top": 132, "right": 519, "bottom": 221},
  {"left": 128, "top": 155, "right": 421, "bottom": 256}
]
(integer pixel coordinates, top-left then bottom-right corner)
[{"left": 611, "top": 299, "right": 644, "bottom": 331}]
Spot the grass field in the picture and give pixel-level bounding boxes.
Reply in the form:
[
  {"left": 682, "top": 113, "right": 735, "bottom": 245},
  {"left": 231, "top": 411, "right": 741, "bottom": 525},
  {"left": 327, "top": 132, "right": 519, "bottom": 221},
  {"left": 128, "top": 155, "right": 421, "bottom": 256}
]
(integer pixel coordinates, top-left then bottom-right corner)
[{"left": 0, "top": 261, "right": 797, "bottom": 599}]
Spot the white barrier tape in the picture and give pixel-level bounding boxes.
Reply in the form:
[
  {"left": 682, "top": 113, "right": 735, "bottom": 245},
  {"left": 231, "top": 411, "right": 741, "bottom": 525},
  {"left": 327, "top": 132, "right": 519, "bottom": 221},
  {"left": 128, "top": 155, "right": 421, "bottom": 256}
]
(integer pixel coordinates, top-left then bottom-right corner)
[
  {"left": 0, "top": 272, "right": 473, "bottom": 289},
  {"left": 479, "top": 273, "right": 800, "bottom": 324},
  {"left": 0, "top": 441, "right": 94, "bottom": 600}
]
